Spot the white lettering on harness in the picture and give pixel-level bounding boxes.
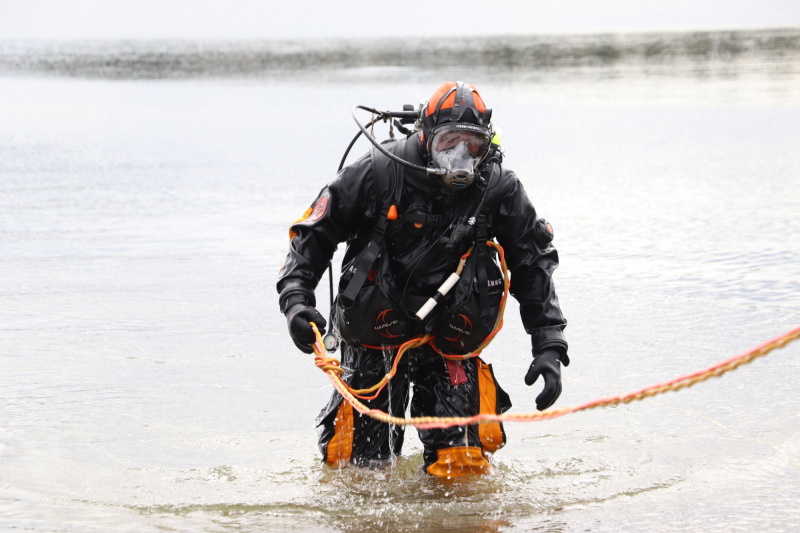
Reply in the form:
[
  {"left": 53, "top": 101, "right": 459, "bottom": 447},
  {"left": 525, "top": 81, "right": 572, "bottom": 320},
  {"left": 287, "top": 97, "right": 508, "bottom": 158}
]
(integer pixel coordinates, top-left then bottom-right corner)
[{"left": 448, "top": 324, "right": 472, "bottom": 336}]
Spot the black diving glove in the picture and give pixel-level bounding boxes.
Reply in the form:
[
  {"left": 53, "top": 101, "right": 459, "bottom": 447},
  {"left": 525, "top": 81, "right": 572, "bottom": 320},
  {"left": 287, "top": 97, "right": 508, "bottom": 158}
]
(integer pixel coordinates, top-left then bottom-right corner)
[
  {"left": 524, "top": 348, "right": 569, "bottom": 411},
  {"left": 285, "top": 303, "right": 327, "bottom": 354}
]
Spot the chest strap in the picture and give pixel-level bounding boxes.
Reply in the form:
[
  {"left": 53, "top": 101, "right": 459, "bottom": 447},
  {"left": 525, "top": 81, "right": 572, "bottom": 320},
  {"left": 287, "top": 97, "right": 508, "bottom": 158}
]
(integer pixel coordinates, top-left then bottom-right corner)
[
  {"left": 337, "top": 207, "right": 389, "bottom": 309},
  {"left": 338, "top": 143, "right": 401, "bottom": 309},
  {"left": 475, "top": 215, "right": 493, "bottom": 326},
  {"left": 403, "top": 213, "right": 443, "bottom": 226}
]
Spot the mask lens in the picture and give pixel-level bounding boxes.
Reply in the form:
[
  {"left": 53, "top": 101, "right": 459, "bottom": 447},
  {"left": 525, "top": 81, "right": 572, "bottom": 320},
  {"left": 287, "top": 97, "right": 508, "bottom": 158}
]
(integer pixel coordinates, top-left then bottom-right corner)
[{"left": 433, "top": 131, "right": 489, "bottom": 157}]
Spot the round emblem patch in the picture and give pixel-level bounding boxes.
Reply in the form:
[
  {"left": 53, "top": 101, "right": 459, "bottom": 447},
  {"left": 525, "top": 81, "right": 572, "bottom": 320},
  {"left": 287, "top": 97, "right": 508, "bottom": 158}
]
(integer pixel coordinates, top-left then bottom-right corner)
[
  {"left": 444, "top": 314, "right": 473, "bottom": 342},
  {"left": 306, "top": 195, "right": 329, "bottom": 222},
  {"left": 374, "top": 309, "right": 403, "bottom": 340}
]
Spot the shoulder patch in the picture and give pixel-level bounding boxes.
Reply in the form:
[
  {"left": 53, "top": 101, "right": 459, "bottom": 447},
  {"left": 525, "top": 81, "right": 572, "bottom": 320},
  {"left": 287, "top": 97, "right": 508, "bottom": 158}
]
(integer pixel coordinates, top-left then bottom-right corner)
[
  {"left": 288, "top": 193, "right": 330, "bottom": 240},
  {"left": 306, "top": 194, "right": 329, "bottom": 223}
]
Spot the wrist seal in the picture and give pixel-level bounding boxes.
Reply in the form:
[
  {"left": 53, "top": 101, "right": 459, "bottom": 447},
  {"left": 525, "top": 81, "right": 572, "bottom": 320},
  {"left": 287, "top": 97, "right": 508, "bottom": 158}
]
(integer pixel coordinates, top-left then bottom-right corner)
[{"left": 280, "top": 293, "right": 312, "bottom": 314}]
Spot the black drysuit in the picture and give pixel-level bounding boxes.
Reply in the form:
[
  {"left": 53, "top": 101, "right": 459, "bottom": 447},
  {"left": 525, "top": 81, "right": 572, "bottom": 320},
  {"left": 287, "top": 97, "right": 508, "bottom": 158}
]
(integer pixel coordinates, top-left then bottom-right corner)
[{"left": 277, "top": 133, "right": 568, "bottom": 476}]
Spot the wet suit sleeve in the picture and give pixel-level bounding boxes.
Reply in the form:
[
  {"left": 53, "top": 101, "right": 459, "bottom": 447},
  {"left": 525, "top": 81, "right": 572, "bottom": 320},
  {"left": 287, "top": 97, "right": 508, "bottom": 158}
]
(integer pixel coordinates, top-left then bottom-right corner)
[
  {"left": 277, "top": 152, "right": 377, "bottom": 312},
  {"left": 492, "top": 170, "right": 569, "bottom": 356}
]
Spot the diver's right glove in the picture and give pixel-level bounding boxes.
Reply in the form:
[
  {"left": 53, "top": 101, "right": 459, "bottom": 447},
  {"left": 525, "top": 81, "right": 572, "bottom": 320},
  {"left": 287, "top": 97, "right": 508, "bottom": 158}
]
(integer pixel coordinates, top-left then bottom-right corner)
[{"left": 285, "top": 302, "right": 327, "bottom": 354}]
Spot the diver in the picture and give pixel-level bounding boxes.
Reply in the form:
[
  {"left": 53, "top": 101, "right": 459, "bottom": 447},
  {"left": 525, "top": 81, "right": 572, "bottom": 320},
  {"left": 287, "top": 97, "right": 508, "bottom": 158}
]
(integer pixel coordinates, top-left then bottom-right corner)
[{"left": 277, "top": 81, "right": 569, "bottom": 477}]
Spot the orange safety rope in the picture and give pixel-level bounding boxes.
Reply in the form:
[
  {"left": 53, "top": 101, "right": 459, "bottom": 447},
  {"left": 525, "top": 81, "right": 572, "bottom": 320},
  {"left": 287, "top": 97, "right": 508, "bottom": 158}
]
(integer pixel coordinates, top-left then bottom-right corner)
[
  {"left": 311, "top": 323, "right": 800, "bottom": 430},
  {"left": 313, "top": 333, "right": 432, "bottom": 401}
]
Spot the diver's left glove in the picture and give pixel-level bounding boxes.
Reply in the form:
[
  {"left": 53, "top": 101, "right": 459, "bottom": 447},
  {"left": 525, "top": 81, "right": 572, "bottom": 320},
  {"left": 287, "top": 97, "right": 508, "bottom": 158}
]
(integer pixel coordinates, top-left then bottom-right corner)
[
  {"left": 524, "top": 348, "right": 569, "bottom": 411},
  {"left": 285, "top": 301, "right": 327, "bottom": 354}
]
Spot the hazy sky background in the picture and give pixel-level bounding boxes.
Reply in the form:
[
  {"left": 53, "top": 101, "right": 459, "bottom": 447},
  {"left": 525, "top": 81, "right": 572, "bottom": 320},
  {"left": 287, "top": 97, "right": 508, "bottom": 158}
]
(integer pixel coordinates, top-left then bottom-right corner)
[{"left": 1, "top": 0, "right": 800, "bottom": 40}]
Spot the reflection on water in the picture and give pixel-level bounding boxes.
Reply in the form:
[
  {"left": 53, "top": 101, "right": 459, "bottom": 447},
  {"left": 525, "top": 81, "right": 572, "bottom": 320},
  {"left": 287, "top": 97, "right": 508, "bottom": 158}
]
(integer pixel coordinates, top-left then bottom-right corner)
[{"left": 1, "top": 28, "right": 799, "bottom": 82}]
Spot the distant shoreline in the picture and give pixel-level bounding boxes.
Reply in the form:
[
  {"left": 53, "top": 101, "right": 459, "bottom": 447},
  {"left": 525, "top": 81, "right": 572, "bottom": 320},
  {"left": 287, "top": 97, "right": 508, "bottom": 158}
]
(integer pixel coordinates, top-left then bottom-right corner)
[{"left": 2, "top": 27, "right": 798, "bottom": 80}]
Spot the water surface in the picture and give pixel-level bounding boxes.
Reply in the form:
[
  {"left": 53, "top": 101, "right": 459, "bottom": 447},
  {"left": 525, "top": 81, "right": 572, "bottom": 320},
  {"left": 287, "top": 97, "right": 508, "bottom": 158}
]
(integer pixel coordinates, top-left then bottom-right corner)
[{"left": 1, "top": 29, "right": 799, "bottom": 532}]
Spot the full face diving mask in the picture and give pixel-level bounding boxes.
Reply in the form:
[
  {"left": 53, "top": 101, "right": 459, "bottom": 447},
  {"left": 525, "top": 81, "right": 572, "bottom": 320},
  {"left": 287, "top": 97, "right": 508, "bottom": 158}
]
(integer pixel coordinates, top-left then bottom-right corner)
[{"left": 430, "top": 126, "right": 491, "bottom": 190}]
